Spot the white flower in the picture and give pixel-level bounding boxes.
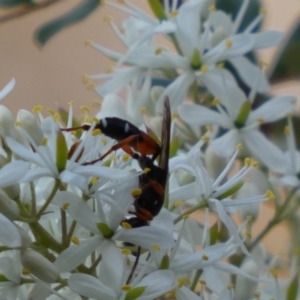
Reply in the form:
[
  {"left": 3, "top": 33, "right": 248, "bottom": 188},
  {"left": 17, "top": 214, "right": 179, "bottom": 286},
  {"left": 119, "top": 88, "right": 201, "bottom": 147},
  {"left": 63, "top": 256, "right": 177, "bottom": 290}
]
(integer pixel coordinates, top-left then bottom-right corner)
[{"left": 178, "top": 85, "right": 297, "bottom": 172}]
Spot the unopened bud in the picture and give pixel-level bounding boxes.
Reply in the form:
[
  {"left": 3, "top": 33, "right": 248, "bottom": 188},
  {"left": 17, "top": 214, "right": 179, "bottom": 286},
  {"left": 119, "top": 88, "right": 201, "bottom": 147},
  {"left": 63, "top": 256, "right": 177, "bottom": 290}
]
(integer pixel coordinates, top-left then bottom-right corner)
[
  {"left": 0, "top": 189, "right": 19, "bottom": 220},
  {"left": 17, "top": 110, "right": 44, "bottom": 146},
  {"left": 21, "top": 249, "right": 59, "bottom": 283}
]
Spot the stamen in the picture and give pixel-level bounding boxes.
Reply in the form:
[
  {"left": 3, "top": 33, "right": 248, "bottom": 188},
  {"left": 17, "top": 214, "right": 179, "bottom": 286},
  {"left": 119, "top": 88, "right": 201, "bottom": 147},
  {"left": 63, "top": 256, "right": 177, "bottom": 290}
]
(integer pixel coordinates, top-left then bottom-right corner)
[
  {"left": 32, "top": 105, "right": 43, "bottom": 113},
  {"left": 71, "top": 236, "right": 80, "bottom": 245}
]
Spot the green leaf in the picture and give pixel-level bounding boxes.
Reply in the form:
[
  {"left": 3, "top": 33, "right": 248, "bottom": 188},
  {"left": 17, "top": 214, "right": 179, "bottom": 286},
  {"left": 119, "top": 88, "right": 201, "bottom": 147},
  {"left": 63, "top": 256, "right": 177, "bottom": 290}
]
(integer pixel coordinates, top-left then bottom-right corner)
[
  {"left": 269, "top": 18, "right": 300, "bottom": 83},
  {"left": 216, "top": 0, "right": 261, "bottom": 33},
  {"left": 0, "top": 0, "right": 33, "bottom": 7},
  {"left": 286, "top": 272, "right": 299, "bottom": 300},
  {"left": 35, "top": 0, "right": 101, "bottom": 47}
]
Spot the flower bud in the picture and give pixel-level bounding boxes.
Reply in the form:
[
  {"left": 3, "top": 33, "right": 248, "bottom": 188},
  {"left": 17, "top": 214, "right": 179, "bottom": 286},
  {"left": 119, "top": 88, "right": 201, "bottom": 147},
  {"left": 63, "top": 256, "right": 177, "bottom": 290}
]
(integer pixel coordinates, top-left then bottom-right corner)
[
  {"left": 4, "top": 184, "right": 20, "bottom": 200},
  {"left": 0, "top": 189, "right": 19, "bottom": 220},
  {"left": 234, "top": 259, "right": 259, "bottom": 300},
  {"left": 17, "top": 109, "right": 44, "bottom": 146},
  {"left": 21, "top": 249, "right": 59, "bottom": 283},
  {"left": 15, "top": 224, "right": 32, "bottom": 249}
]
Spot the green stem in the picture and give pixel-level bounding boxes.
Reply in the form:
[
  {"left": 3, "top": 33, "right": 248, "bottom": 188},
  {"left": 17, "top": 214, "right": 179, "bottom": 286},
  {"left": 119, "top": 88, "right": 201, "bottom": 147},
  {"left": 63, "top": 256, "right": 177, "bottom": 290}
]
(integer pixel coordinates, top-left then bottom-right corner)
[
  {"left": 30, "top": 181, "right": 37, "bottom": 215},
  {"left": 190, "top": 269, "right": 202, "bottom": 291},
  {"left": 66, "top": 220, "right": 77, "bottom": 246},
  {"left": 249, "top": 186, "right": 299, "bottom": 251},
  {"left": 29, "top": 222, "right": 63, "bottom": 253},
  {"left": 61, "top": 208, "right": 67, "bottom": 247},
  {"left": 36, "top": 179, "right": 60, "bottom": 219},
  {"left": 174, "top": 200, "right": 207, "bottom": 224}
]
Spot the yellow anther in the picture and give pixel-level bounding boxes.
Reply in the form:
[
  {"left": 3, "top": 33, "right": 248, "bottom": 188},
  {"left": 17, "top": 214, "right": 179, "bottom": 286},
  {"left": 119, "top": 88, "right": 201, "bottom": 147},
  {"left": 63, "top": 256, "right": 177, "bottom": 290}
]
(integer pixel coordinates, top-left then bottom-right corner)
[
  {"left": 80, "top": 105, "right": 90, "bottom": 113},
  {"left": 244, "top": 157, "right": 251, "bottom": 167},
  {"left": 236, "top": 143, "right": 243, "bottom": 150},
  {"left": 143, "top": 167, "right": 151, "bottom": 174},
  {"left": 126, "top": 257, "right": 131, "bottom": 266},
  {"left": 155, "top": 47, "right": 163, "bottom": 55},
  {"left": 259, "top": 60, "right": 268, "bottom": 68},
  {"left": 71, "top": 236, "right": 80, "bottom": 245},
  {"left": 101, "top": 138, "right": 107, "bottom": 145},
  {"left": 53, "top": 113, "right": 60, "bottom": 122},
  {"left": 201, "top": 135, "right": 210, "bottom": 143},
  {"left": 217, "top": 62, "right": 224, "bottom": 69},
  {"left": 200, "top": 64, "right": 208, "bottom": 73},
  {"left": 104, "top": 15, "right": 113, "bottom": 22},
  {"left": 32, "top": 105, "right": 43, "bottom": 113},
  {"left": 92, "top": 117, "right": 100, "bottom": 124},
  {"left": 68, "top": 100, "right": 74, "bottom": 106},
  {"left": 86, "top": 82, "right": 96, "bottom": 90},
  {"left": 140, "top": 106, "right": 147, "bottom": 114},
  {"left": 15, "top": 121, "right": 22, "bottom": 127},
  {"left": 227, "top": 284, "right": 234, "bottom": 289},
  {"left": 84, "top": 40, "right": 92, "bottom": 47},
  {"left": 47, "top": 109, "right": 56, "bottom": 116},
  {"left": 254, "top": 291, "right": 261, "bottom": 298},
  {"left": 199, "top": 279, "right": 206, "bottom": 286},
  {"left": 251, "top": 160, "right": 259, "bottom": 168},
  {"left": 202, "top": 254, "right": 209, "bottom": 261},
  {"left": 177, "top": 278, "right": 185, "bottom": 288},
  {"left": 269, "top": 267, "right": 279, "bottom": 278},
  {"left": 172, "top": 111, "right": 178, "bottom": 119},
  {"left": 62, "top": 202, "right": 70, "bottom": 210},
  {"left": 122, "top": 154, "right": 131, "bottom": 162},
  {"left": 209, "top": 4, "right": 216, "bottom": 11},
  {"left": 41, "top": 137, "right": 48, "bottom": 146},
  {"left": 22, "top": 268, "right": 31, "bottom": 275},
  {"left": 246, "top": 215, "right": 253, "bottom": 222},
  {"left": 226, "top": 39, "right": 233, "bottom": 48},
  {"left": 174, "top": 200, "right": 184, "bottom": 207},
  {"left": 205, "top": 125, "right": 213, "bottom": 131},
  {"left": 90, "top": 177, "right": 99, "bottom": 185},
  {"left": 122, "top": 249, "right": 132, "bottom": 256},
  {"left": 284, "top": 126, "right": 290, "bottom": 135},
  {"left": 212, "top": 97, "right": 219, "bottom": 106},
  {"left": 121, "top": 221, "right": 132, "bottom": 229},
  {"left": 245, "top": 231, "right": 252, "bottom": 239},
  {"left": 256, "top": 117, "right": 264, "bottom": 124},
  {"left": 82, "top": 74, "right": 91, "bottom": 84},
  {"left": 259, "top": 7, "right": 267, "bottom": 14},
  {"left": 131, "top": 188, "right": 142, "bottom": 197},
  {"left": 169, "top": 10, "right": 178, "bottom": 18},
  {"left": 265, "top": 190, "right": 275, "bottom": 201},
  {"left": 151, "top": 244, "right": 161, "bottom": 251},
  {"left": 91, "top": 129, "right": 102, "bottom": 136},
  {"left": 121, "top": 285, "right": 131, "bottom": 292}
]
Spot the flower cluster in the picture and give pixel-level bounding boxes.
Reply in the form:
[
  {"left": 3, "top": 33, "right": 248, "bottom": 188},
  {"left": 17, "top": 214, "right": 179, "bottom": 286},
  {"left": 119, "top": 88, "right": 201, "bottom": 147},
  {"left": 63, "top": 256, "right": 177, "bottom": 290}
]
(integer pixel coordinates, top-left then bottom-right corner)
[{"left": 0, "top": 1, "right": 298, "bottom": 299}]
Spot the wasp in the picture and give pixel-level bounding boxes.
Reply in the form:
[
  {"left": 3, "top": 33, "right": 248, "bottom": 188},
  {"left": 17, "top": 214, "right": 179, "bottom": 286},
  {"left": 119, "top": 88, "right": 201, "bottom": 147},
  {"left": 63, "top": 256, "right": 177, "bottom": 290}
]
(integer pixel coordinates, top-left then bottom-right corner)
[{"left": 62, "top": 97, "right": 171, "bottom": 224}]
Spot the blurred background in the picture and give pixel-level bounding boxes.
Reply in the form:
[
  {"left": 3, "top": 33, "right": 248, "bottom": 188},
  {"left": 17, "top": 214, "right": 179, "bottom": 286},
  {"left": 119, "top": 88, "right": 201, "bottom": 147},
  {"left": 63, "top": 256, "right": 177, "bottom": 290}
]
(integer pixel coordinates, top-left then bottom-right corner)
[{"left": 0, "top": 0, "right": 299, "bottom": 261}]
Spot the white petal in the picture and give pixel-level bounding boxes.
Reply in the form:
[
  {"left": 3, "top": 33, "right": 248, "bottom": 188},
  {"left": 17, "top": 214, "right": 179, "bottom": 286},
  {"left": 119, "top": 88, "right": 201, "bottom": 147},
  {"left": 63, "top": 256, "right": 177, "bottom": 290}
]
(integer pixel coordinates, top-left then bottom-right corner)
[
  {"left": 211, "top": 129, "right": 240, "bottom": 157},
  {"left": 137, "top": 270, "right": 176, "bottom": 300},
  {"left": 59, "top": 170, "right": 88, "bottom": 192},
  {"left": 19, "top": 167, "right": 53, "bottom": 183},
  {"left": 98, "top": 241, "right": 125, "bottom": 291},
  {"left": 228, "top": 56, "right": 269, "bottom": 93},
  {"left": 118, "top": 226, "right": 174, "bottom": 250},
  {"left": 68, "top": 273, "right": 115, "bottom": 300},
  {"left": 0, "top": 215, "right": 21, "bottom": 247},
  {"left": 243, "top": 130, "right": 286, "bottom": 173},
  {"left": 0, "top": 256, "right": 20, "bottom": 282},
  {"left": 0, "top": 161, "right": 30, "bottom": 188},
  {"left": 247, "top": 95, "right": 297, "bottom": 125},
  {"left": 0, "top": 78, "right": 16, "bottom": 100},
  {"left": 252, "top": 31, "right": 283, "bottom": 49},
  {"left": 52, "top": 191, "right": 100, "bottom": 233},
  {"left": 178, "top": 104, "right": 230, "bottom": 127},
  {"left": 55, "top": 236, "right": 101, "bottom": 272},
  {"left": 204, "top": 34, "right": 255, "bottom": 63},
  {"left": 156, "top": 71, "right": 195, "bottom": 113},
  {"left": 177, "top": 285, "right": 202, "bottom": 300}
]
